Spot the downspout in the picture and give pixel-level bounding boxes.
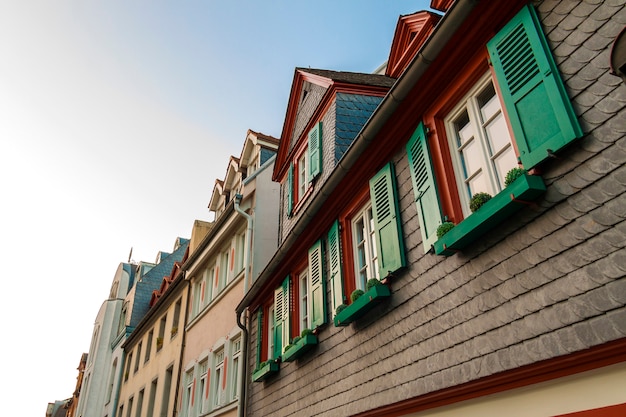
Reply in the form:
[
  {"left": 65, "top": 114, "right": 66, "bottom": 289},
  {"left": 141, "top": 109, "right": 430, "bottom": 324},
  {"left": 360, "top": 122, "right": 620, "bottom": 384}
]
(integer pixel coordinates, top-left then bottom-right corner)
[
  {"left": 233, "top": 193, "right": 252, "bottom": 417},
  {"left": 236, "top": 0, "right": 479, "bottom": 314},
  {"left": 172, "top": 272, "right": 190, "bottom": 417}
]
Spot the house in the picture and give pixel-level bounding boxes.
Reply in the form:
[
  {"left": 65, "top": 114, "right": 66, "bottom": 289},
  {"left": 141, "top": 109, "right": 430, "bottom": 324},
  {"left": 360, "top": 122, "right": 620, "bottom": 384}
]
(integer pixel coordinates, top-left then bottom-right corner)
[
  {"left": 178, "top": 129, "right": 280, "bottom": 417},
  {"left": 115, "top": 237, "right": 190, "bottom": 417},
  {"left": 237, "top": 0, "right": 626, "bottom": 416},
  {"left": 75, "top": 239, "right": 189, "bottom": 417}
]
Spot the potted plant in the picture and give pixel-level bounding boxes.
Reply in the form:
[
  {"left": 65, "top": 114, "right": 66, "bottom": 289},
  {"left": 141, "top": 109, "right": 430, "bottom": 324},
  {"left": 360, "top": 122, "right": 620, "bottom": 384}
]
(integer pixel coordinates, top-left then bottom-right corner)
[
  {"left": 504, "top": 167, "right": 526, "bottom": 187},
  {"left": 334, "top": 282, "right": 391, "bottom": 327},
  {"left": 282, "top": 328, "right": 318, "bottom": 362},
  {"left": 469, "top": 192, "right": 492, "bottom": 212},
  {"left": 156, "top": 337, "right": 163, "bottom": 350},
  {"left": 436, "top": 221, "right": 455, "bottom": 238},
  {"left": 170, "top": 326, "right": 178, "bottom": 336}
]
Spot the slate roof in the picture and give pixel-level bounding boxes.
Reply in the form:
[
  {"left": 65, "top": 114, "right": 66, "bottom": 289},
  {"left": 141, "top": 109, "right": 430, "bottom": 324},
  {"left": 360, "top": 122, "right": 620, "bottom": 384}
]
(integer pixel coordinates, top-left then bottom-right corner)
[
  {"left": 297, "top": 67, "right": 396, "bottom": 88},
  {"left": 335, "top": 92, "right": 385, "bottom": 162},
  {"left": 129, "top": 239, "right": 189, "bottom": 329}
]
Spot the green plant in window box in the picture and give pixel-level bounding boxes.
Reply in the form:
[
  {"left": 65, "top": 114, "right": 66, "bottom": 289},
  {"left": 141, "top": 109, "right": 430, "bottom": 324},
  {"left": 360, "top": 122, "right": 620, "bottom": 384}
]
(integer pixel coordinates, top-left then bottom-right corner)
[
  {"left": 170, "top": 326, "right": 178, "bottom": 336},
  {"left": 335, "top": 284, "right": 391, "bottom": 327},
  {"left": 436, "top": 221, "right": 456, "bottom": 238},
  {"left": 504, "top": 167, "right": 527, "bottom": 187},
  {"left": 252, "top": 359, "right": 279, "bottom": 382},
  {"left": 156, "top": 337, "right": 163, "bottom": 349},
  {"left": 350, "top": 289, "right": 365, "bottom": 302},
  {"left": 469, "top": 192, "right": 492, "bottom": 212},
  {"left": 335, "top": 304, "right": 347, "bottom": 316},
  {"left": 282, "top": 328, "right": 318, "bottom": 363},
  {"left": 366, "top": 278, "right": 382, "bottom": 291}
]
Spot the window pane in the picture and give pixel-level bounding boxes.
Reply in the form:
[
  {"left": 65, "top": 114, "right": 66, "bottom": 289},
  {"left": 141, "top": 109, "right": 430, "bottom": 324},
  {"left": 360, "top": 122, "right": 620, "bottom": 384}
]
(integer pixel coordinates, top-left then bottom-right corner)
[{"left": 494, "top": 146, "right": 518, "bottom": 188}]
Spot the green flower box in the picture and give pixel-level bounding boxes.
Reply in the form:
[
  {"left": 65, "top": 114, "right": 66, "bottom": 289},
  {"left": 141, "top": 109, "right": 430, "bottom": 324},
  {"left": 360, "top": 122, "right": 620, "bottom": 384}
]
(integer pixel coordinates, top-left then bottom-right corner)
[
  {"left": 334, "top": 284, "right": 391, "bottom": 327},
  {"left": 251, "top": 360, "right": 279, "bottom": 382},
  {"left": 282, "top": 334, "right": 318, "bottom": 362},
  {"left": 434, "top": 174, "right": 546, "bottom": 256}
]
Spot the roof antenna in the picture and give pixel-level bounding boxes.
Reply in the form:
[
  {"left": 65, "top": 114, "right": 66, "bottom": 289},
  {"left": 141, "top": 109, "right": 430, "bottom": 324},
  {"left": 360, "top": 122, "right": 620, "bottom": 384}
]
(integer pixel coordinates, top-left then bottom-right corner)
[{"left": 128, "top": 247, "right": 133, "bottom": 263}]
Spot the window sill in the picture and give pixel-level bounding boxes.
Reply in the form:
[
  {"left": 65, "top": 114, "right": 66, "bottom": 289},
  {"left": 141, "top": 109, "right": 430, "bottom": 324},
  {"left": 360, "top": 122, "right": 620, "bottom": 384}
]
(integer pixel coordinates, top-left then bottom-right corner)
[
  {"left": 334, "top": 284, "right": 391, "bottom": 327},
  {"left": 252, "top": 360, "right": 279, "bottom": 382},
  {"left": 433, "top": 174, "right": 546, "bottom": 256},
  {"left": 282, "top": 334, "right": 318, "bottom": 362}
]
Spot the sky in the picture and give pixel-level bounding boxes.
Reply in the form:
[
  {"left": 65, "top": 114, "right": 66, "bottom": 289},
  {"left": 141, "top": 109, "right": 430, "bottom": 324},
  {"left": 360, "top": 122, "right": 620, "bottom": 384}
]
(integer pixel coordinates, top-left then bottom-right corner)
[{"left": 0, "top": 1, "right": 431, "bottom": 414}]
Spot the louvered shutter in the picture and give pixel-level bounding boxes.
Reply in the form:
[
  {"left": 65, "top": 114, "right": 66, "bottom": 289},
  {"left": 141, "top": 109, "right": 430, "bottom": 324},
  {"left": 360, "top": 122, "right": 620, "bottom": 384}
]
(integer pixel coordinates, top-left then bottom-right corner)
[
  {"left": 406, "top": 122, "right": 442, "bottom": 251},
  {"left": 487, "top": 4, "right": 582, "bottom": 169},
  {"left": 308, "top": 240, "right": 327, "bottom": 327},
  {"left": 327, "top": 220, "right": 344, "bottom": 313},
  {"left": 286, "top": 163, "right": 294, "bottom": 217},
  {"left": 273, "top": 283, "right": 284, "bottom": 357},
  {"left": 370, "top": 162, "right": 406, "bottom": 278},
  {"left": 308, "top": 122, "right": 323, "bottom": 180}
]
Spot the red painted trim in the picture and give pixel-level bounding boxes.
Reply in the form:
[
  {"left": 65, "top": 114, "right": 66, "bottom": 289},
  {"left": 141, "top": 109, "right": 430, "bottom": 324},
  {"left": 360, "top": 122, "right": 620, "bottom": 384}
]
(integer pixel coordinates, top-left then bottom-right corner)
[
  {"left": 387, "top": 12, "right": 440, "bottom": 78},
  {"left": 556, "top": 403, "right": 626, "bottom": 417},
  {"left": 354, "top": 339, "right": 626, "bottom": 417}
]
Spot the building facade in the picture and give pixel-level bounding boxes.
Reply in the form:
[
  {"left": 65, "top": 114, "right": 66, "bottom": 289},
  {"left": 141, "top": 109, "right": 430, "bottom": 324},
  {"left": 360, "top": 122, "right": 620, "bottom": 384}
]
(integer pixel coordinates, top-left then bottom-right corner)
[
  {"left": 179, "top": 129, "right": 280, "bottom": 417},
  {"left": 237, "top": 1, "right": 626, "bottom": 416}
]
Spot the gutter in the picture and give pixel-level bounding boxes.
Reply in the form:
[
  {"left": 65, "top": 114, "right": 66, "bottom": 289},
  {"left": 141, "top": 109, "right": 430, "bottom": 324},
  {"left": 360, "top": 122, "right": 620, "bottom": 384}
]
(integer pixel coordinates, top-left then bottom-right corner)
[
  {"left": 236, "top": 0, "right": 479, "bottom": 316},
  {"left": 172, "top": 273, "right": 190, "bottom": 417},
  {"left": 233, "top": 193, "right": 252, "bottom": 417}
]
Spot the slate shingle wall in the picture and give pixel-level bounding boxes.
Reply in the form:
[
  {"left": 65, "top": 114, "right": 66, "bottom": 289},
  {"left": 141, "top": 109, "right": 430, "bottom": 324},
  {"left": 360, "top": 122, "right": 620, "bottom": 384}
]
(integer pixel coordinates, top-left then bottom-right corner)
[{"left": 251, "top": 1, "right": 626, "bottom": 415}]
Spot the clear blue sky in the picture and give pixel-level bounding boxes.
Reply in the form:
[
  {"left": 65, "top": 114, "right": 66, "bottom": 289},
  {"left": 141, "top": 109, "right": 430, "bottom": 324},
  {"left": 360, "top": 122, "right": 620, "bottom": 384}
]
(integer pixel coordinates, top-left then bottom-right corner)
[{"left": 0, "top": 1, "right": 432, "bottom": 414}]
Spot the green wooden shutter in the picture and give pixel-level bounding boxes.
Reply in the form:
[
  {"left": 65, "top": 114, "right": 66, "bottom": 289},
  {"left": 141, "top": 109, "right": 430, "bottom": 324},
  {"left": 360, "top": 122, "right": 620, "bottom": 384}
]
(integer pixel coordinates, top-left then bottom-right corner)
[
  {"left": 256, "top": 308, "right": 263, "bottom": 366},
  {"left": 282, "top": 276, "right": 290, "bottom": 349},
  {"left": 308, "top": 239, "right": 327, "bottom": 327},
  {"left": 370, "top": 162, "right": 406, "bottom": 278},
  {"left": 273, "top": 283, "right": 283, "bottom": 357},
  {"left": 487, "top": 4, "right": 582, "bottom": 169},
  {"left": 308, "top": 122, "right": 323, "bottom": 180},
  {"left": 406, "top": 122, "right": 443, "bottom": 251},
  {"left": 327, "top": 220, "right": 344, "bottom": 313},
  {"left": 286, "top": 163, "right": 294, "bottom": 217}
]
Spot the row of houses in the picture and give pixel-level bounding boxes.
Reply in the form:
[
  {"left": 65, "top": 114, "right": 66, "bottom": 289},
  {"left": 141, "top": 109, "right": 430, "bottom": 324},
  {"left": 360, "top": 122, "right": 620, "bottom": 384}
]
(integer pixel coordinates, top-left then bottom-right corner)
[{"left": 50, "top": 0, "right": 625, "bottom": 416}]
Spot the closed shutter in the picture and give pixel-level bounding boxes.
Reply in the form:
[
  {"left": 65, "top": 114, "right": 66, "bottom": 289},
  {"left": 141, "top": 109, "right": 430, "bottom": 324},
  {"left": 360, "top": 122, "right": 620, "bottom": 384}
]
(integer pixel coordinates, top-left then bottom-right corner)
[
  {"left": 327, "top": 220, "right": 344, "bottom": 313},
  {"left": 487, "top": 4, "right": 582, "bottom": 169},
  {"left": 370, "top": 162, "right": 406, "bottom": 279},
  {"left": 308, "top": 240, "right": 327, "bottom": 327},
  {"left": 273, "top": 277, "right": 290, "bottom": 357},
  {"left": 308, "top": 122, "right": 323, "bottom": 180},
  {"left": 286, "top": 163, "right": 294, "bottom": 217},
  {"left": 406, "top": 122, "right": 443, "bottom": 251}
]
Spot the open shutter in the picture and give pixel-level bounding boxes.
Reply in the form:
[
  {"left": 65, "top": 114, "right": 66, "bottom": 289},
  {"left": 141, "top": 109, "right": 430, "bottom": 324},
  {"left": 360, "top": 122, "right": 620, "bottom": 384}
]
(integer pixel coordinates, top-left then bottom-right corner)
[
  {"left": 308, "top": 239, "right": 327, "bottom": 327},
  {"left": 308, "top": 122, "right": 323, "bottom": 180},
  {"left": 487, "top": 4, "right": 582, "bottom": 170},
  {"left": 406, "top": 122, "right": 443, "bottom": 251},
  {"left": 281, "top": 277, "right": 290, "bottom": 350},
  {"left": 256, "top": 308, "right": 263, "bottom": 366},
  {"left": 273, "top": 284, "right": 283, "bottom": 357},
  {"left": 286, "top": 163, "right": 294, "bottom": 217},
  {"left": 327, "top": 220, "right": 344, "bottom": 313},
  {"left": 370, "top": 162, "right": 406, "bottom": 279}
]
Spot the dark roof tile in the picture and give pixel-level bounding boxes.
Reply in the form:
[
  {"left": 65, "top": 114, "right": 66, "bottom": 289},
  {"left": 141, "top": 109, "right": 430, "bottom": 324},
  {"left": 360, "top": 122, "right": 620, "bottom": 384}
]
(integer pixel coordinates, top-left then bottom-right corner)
[{"left": 297, "top": 67, "right": 395, "bottom": 88}]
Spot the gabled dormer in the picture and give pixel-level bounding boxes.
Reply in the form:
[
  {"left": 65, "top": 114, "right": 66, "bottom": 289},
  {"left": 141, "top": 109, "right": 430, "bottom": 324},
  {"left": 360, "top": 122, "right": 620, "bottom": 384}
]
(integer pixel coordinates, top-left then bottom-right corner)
[
  {"left": 273, "top": 68, "right": 395, "bottom": 234},
  {"left": 385, "top": 11, "right": 441, "bottom": 78}
]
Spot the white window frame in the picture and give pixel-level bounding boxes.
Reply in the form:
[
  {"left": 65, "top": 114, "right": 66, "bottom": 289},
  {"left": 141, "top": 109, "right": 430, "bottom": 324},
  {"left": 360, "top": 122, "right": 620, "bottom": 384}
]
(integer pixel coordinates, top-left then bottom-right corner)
[
  {"left": 184, "top": 370, "right": 194, "bottom": 417},
  {"left": 229, "top": 337, "right": 242, "bottom": 401},
  {"left": 299, "top": 267, "right": 309, "bottom": 331},
  {"left": 351, "top": 202, "right": 379, "bottom": 291},
  {"left": 199, "top": 360, "right": 208, "bottom": 414},
  {"left": 297, "top": 148, "right": 309, "bottom": 201},
  {"left": 213, "top": 348, "right": 225, "bottom": 408},
  {"left": 267, "top": 304, "right": 275, "bottom": 359},
  {"left": 444, "top": 72, "right": 518, "bottom": 217}
]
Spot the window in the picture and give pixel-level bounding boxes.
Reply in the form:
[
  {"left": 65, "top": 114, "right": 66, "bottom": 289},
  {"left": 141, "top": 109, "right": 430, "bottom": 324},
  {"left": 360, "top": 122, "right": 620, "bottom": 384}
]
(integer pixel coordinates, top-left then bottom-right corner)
[
  {"left": 351, "top": 204, "right": 379, "bottom": 291},
  {"left": 204, "top": 265, "right": 214, "bottom": 303},
  {"left": 145, "top": 330, "right": 153, "bottom": 363},
  {"left": 411, "top": 4, "right": 582, "bottom": 253},
  {"left": 331, "top": 162, "right": 405, "bottom": 308},
  {"left": 234, "top": 231, "right": 245, "bottom": 275},
  {"left": 219, "top": 247, "right": 229, "bottom": 290},
  {"left": 267, "top": 304, "right": 275, "bottom": 360},
  {"left": 199, "top": 360, "right": 208, "bottom": 414},
  {"left": 184, "top": 370, "right": 194, "bottom": 417},
  {"left": 172, "top": 299, "right": 181, "bottom": 336},
  {"left": 157, "top": 315, "right": 166, "bottom": 351},
  {"left": 147, "top": 378, "right": 157, "bottom": 417},
  {"left": 286, "top": 122, "right": 323, "bottom": 216},
  {"left": 135, "top": 389, "right": 144, "bottom": 417},
  {"left": 230, "top": 338, "right": 242, "bottom": 401},
  {"left": 134, "top": 342, "right": 142, "bottom": 373},
  {"left": 124, "top": 352, "right": 132, "bottom": 382},
  {"left": 445, "top": 75, "right": 518, "bottom": 216},
  {"left": 213, "top": 349, "right": 225, "bottom": 408},
  {"left": 126, "top": 397, "right": 133, "bottom": 417},
  {"left": 106, "top": 359, "right": 117, "bottom": 404},
  {"left": 162, "top": 366, "right": 173, "bottom": 417},
  {"left": 192, "top": 280, "right": 202, "bottom": 317},
  {"left": 299, "top": 268, "right": 309, "bottom": 331}
]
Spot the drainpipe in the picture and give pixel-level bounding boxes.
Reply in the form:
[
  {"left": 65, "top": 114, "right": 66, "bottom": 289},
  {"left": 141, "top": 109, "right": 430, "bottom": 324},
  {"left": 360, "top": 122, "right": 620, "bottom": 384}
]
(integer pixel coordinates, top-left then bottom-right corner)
[
  {"left": 233, "top": 193, "right": 252, "bottom": 417},
  {"left": 172, "top": 272, "right": 189, "bottom": 417}
]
